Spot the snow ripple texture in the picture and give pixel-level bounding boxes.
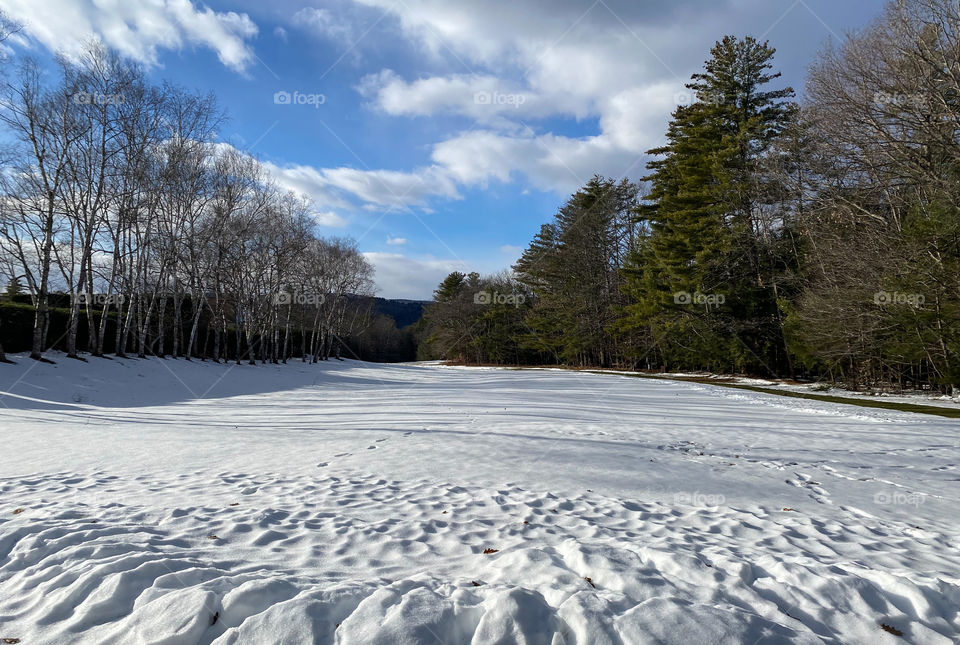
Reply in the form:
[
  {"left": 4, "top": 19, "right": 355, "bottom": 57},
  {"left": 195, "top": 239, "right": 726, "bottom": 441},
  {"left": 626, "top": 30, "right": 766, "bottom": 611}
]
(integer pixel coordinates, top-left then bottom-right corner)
[{"left": 0, "top": 357, "right": 958, "bottom": 644}]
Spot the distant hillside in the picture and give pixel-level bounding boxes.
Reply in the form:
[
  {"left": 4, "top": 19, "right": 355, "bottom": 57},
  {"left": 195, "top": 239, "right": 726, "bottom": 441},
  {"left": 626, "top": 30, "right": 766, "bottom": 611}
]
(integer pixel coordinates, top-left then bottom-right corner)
[{"left": 373, "top": 298, "right": 428, "bottom": 328}]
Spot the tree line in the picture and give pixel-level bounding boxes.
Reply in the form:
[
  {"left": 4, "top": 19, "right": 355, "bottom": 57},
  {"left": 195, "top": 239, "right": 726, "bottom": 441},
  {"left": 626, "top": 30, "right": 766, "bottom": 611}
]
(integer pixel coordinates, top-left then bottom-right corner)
[
  {"left": 0, "top": 38, "right": 412, "bottom": 364},
  {"left": 419, "top": 0, "right": 960, "bottom": 393}
]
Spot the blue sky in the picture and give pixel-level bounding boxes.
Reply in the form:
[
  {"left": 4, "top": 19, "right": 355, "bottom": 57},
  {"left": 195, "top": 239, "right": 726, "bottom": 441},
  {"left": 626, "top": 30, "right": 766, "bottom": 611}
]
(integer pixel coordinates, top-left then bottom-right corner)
[{"left": 1, "top": 0, "right": 888, "bottom": 298}]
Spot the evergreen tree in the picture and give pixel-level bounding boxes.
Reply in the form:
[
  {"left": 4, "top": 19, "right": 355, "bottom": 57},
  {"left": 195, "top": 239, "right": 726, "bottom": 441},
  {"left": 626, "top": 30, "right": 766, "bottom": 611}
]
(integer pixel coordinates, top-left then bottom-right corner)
[
  {"left": 3, "top": 278, "right": 23, "bottom": 300},
  {"left": 419, "top": 271, "right": 537, "bottom": 364},
  {"left": 515, "top": 176, "right": 638, "bottom": 367},
  {"left": 621, "top": 35, "right": 796, "bottom": 374}
]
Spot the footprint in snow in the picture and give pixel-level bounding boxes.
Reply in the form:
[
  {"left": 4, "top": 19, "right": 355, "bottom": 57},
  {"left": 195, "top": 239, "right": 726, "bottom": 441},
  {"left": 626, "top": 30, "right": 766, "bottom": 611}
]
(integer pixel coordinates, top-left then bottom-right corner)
[
  {"left": 334, "top": 453, "right": 350, "bottom": 458},
  {"left": 317, "top": 462, "right": 328, "bottom": 467}
]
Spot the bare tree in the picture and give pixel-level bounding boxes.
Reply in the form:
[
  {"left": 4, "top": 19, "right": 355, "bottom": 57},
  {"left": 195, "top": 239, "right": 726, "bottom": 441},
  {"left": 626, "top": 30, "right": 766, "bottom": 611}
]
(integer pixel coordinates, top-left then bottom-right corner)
[{"left": 0, "top": 58, "right": 80, "bottom": 360}]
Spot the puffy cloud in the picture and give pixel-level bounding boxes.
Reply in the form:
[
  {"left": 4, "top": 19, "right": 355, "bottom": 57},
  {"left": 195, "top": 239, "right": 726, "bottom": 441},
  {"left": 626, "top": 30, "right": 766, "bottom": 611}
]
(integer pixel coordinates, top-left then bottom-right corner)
[
  {"left": 349, "top": 0, "right": 721, "bottom": 70},
  {"left": 2, "top": 0, "right": 258, "bottom": 72},
  {"left": 430, "top": 129, "right": 647, "bottom": 195},
  {"left": 343, "top": 1, "right": 734, "bottom": 195},
  {"left": 264, "top": 115, "right": 658, "bottom": 209},
  {"left": 358, "top": 70, "right": 574, "bottom": 124},
  {"left": 313, "top": 211, "right": 349, "bottom": 228},
  {"left": 357, "top": 69, "right": 680, "bottom": 193},
  {"left": 348, "top": 0, "right": 830, "bottom": 196},
  {"left": 239, "top": 0, "right": 838, "bottom": 209},
  {"left": 260, "top": 161, "right": 355, "bottom": 211}
]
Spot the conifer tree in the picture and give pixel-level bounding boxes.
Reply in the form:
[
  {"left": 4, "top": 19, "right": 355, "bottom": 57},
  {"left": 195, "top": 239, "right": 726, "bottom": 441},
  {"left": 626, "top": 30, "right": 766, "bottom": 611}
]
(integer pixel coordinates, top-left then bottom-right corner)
[
  {"left": 3, "top": 278, "right": 22, "bottom": 300},
  {"left": 621, "top": 35, "right": 796, "bottom": 373},
  {"left": 515, "top": 176, "right": 638, "bottom": 366}
]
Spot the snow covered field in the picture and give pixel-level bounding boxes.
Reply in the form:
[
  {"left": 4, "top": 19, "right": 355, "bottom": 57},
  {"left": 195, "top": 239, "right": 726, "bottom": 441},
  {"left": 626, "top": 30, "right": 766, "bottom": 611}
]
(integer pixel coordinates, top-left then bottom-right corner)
[
  {"left": 574, "top": 369, "right": 960, "bottom": 411},
  {"left": 0, "top": 356, "right": 958, "bottom": 644}
]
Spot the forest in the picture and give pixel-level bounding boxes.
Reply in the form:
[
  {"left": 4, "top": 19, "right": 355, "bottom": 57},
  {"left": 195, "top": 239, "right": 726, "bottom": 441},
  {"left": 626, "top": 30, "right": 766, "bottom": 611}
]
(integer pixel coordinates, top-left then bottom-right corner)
[
  {"left": 2, "top": 0, "right": 958, "bottom": 392},
  {"left": 0, "top": 20, "right": 413, "bottom": 365},
  {"left": 418, "top": 0, "right": 960, "bottom": 393}
]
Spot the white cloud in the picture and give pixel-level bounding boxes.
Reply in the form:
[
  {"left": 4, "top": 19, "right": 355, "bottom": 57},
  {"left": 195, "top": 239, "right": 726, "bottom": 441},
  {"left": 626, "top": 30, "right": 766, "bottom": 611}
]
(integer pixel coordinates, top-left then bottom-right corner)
[
  {"left": 291, "top": 7, "right": 355, "bottom": 45},
  {"left": 262, "top": 158, "right": 461, "bottom": 213},
  {"left": 2, "top": 0, "right": 258, "bottom": 72},
  {"left": 357, "top": 69, "right": 680, "bottom": 193},
  {"left": 428, "top": 130, "right": 519, "bottom": 186},
  {"left": 347, "top": 0, "right": 783, "bottom": 195},
  {"left": 358, "top": 70, "right": 573, "bottom": 126},
  {"left": 260, "top": 160, "right": 355, "bottom": 211},
  {"left": 430, "top": 129, "right": 648, "bottom": 195},
  {"left": 350, "top": 0, "right": 720, "bottom": 72},
  {"left": 386, "top": 236, "right": 407, "bottom": 245},
  {"left": 322, "top": 165, "right": 460, "bottom": 209},
  {"left": 500, "top": 244, "right": 522, "bottom": 255},
  {"left": 313, "top": 211, "right": 349, "bottom": 228},
  {"left": 264, "top": 123, "right": 653, "bottom": 212},
  {"left": 363, "top": 252, "right": 466, "bottom": 299}
]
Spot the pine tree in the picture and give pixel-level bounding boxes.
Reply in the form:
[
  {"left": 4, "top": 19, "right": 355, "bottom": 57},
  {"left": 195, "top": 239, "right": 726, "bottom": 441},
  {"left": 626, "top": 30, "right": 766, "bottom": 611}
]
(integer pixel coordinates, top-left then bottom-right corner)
[
  {"left": 621, "top": 35, "right": 796, "bottom": 373},
  {"left": 433, "top": 272, "right": 468, "bottom": 303},
  {"left": 515, "top": 176, "right": 638, "bottom": 366},
  {"left": 4, "top": 278, "right": 23, "bottom": 300}
]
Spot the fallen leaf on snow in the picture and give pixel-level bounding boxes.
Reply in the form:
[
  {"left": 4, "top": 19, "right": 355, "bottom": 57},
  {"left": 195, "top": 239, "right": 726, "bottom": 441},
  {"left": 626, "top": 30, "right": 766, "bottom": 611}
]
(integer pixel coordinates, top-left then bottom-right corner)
[
  {"left": 482, "top": 548, "right": 499, "bottom": 554},
  {"left": 880, "top": 623, "right": 904, "bottom": 637}
]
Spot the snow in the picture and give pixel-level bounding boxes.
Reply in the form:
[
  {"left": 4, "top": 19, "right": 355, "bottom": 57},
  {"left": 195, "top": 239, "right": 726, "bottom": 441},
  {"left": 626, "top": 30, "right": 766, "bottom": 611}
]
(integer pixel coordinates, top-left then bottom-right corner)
[
  {"left": 0, "top": 354, "right": 958, "bottom": 644},
  {"left": 589, "top": 369, "right": 960, "bottom": 410}
]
